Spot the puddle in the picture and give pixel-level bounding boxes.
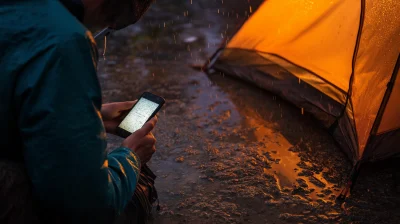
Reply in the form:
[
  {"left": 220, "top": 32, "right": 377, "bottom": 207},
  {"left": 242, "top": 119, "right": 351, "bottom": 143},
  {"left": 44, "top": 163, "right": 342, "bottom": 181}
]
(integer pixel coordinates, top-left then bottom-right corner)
[{"left": 242, "top": 113, "right": 338, "bottom": 202}]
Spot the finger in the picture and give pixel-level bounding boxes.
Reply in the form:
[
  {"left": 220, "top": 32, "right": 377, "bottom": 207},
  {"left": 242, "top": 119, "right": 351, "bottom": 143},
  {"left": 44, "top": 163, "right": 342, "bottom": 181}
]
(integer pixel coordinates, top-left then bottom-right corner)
[
  {"left": 125, "top": 133, "right": 155, "bottom": 149},
  {"left": 136, "top": 136, "right": 156, "bottom": 148},
  {"left": 148, "top": 116, "right": 158, "bottom": 126},
  {"left": 119, "top": 101, "right": 139, "bottom": 118},
  {"left": 119, "top": 100, "right": 137, "bottom": 111},
  {"left": 133, "top": 117, "right": 158, "bottom": 137},
  {"left": 140, "top": 144, "right": 156, "bottom": 152}
]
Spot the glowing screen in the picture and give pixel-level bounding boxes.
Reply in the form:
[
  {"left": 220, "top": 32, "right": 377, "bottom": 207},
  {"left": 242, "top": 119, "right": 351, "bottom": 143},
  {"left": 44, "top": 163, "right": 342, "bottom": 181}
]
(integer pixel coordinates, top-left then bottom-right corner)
[{"left": 118, "top": 98, "right": 159, "bottom": 133}]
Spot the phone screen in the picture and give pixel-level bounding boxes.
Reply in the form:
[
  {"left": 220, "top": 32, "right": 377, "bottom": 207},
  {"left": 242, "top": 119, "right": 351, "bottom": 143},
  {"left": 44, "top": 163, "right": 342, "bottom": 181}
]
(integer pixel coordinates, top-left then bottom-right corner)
[{"left": 118, "top": 98, "right": 159, "bottom": 133}]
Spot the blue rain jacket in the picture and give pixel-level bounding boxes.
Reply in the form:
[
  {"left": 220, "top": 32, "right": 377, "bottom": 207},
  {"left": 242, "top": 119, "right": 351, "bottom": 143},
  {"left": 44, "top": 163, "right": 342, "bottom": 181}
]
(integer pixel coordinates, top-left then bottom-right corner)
[{"left": 0, "top": 0, "right": 141, "bottom": 222}]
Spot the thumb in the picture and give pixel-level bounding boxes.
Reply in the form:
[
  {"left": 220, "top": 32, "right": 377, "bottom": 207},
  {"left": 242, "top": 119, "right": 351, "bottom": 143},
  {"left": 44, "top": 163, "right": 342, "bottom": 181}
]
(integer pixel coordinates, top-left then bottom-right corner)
[
  {"left": 119, "top": 100, "right": 137, "bottom": 111},
  {"left": 130, "top": 116, "right": 158, "bottom": 139}
]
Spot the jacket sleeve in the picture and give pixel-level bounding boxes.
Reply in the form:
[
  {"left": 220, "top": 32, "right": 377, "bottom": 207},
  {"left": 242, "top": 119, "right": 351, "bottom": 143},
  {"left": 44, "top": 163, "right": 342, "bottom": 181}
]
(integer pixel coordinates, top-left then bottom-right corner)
[{"left": 14, "top": 33, "right": 140, "bottom": 221}]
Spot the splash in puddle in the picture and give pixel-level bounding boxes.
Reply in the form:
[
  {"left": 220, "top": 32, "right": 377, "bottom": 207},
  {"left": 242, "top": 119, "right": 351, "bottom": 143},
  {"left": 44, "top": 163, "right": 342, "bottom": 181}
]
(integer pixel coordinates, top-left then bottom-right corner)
[{"left": 245, "top": 117, "right": 339, "bottom": 202}]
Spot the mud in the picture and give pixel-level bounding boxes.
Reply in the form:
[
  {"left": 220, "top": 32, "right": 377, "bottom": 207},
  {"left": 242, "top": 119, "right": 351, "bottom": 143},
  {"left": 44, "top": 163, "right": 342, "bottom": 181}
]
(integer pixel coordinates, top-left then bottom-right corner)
[{"left": 98, "top": 0, "right": 400, "bottom": 223}]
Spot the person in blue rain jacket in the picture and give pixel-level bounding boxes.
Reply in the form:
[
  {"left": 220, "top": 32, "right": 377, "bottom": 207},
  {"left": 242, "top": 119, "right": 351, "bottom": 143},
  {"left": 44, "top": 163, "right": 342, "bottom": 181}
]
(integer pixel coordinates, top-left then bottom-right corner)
[{"left": 0, "top": 0, "right": 155, "bottom": 223}]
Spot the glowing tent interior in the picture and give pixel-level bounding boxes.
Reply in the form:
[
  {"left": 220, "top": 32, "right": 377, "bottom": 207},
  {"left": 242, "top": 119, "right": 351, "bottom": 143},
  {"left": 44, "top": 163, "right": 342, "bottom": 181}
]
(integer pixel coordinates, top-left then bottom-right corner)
[{"left": 206, "top": 0, "right": 400, "bottom": 197}]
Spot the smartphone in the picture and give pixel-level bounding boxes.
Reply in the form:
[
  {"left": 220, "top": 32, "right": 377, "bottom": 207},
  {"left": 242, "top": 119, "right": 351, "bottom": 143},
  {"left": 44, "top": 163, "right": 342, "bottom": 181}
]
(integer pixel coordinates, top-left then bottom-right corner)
[{"left": 116, "top": 92, "right": 165, "bottom": 138}]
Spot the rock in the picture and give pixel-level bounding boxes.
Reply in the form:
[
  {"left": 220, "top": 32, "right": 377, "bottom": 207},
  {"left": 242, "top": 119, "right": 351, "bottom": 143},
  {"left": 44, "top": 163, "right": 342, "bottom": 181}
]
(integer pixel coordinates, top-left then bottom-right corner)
[
  {"left": 296, "top": 178, "right": 309, "bottom": 188},
  {"left": 292, "top": 186, "right": 310, "bottom": 196},
  {"left": 184, "top": 36, "right": 198, "bottom": 43},
  {"left": 298, "top": 170, "right": 314, "bottom": 177},
  {"left": 316, "top": 193, "right": 325, "bottom": 198},
  {"left": 309, "top": 176, "right": 326, "bottom": 188},
  {"left": 322, "top": 188, "right": 333, "bottom": 195},
  {"left": 317, "top": 214, "right": 329, "bottom": 221},
  {"left": 297, "top": 161, "right": 311, "bottom": 169},
  {"left": 279, "top": 213, "right": 305, "bottom": 222},
  {"left": 264, "top": 152, "right": 274, "bottom": 161},
  {"left": 329, "top": 194, "right": 336, "bottom": 201},
  {"left": 175, "top": 156, "right": 185, "bottom": 163}
]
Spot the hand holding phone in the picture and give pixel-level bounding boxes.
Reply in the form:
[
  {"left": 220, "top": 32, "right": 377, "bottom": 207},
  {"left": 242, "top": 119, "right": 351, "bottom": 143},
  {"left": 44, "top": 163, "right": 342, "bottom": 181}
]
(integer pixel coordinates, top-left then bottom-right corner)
[
  {"left": 117, "top": 92, "right": 165, "bottom": 164},
  {"left": 122, "top": 117, "right": 158, "bottom": 164},
  {"left": 101, "top": 101, "right": 137, "bottom": 135},
  {"left": 116, "top": 92, "right": 165, "bottom": 138}
]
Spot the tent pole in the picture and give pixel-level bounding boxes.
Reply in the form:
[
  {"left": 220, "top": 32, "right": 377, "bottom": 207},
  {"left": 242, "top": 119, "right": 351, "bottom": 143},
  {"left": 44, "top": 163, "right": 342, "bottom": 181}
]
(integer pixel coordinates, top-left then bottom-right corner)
[{"left": 369, "top": 53, "right": 400, "bottom": 136}]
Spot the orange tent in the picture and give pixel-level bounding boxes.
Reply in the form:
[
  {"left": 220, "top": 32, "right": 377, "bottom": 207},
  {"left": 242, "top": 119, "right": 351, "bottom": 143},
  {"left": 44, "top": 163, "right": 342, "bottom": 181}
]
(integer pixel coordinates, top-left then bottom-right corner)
[{"left": 208, "top": 0, "right": 400, "bottom": 165}]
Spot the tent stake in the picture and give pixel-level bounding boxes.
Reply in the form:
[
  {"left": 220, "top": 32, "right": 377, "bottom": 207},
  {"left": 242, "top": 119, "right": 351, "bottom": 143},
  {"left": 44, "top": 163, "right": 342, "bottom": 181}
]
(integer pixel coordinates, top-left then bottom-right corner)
[{"left": 337, "top": 161, "right": 361, "bottom": 201}]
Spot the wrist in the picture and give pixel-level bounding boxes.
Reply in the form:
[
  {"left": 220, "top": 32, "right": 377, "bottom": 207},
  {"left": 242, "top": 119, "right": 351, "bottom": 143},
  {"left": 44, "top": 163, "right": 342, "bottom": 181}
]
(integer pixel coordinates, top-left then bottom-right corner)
[{"left": 118, "top": 146, "right": 142, "bottom": 168}]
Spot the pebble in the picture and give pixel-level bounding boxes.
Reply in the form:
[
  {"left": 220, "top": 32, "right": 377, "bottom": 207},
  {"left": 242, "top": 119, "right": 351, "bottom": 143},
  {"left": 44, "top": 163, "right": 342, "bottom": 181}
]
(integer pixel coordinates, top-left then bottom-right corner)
[
  {"left": 175, "top": 156, "right": 185, "bottom": 163},
  {"left": 184, "top": 36, "right": 198, "bottom": 43}
]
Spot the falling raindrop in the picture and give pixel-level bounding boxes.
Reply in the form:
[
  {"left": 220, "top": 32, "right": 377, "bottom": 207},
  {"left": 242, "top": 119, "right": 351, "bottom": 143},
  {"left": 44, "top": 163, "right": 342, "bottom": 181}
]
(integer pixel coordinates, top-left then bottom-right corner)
[{"left": 103, "top": 35, "right": 107, "bottom": 60}]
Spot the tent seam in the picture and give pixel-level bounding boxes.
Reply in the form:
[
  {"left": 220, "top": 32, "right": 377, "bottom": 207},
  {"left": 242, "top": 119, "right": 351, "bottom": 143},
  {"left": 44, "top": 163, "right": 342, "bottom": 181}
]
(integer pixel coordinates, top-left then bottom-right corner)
[{"left": 332, "top": 0, "right": 365, "bottom": 160}]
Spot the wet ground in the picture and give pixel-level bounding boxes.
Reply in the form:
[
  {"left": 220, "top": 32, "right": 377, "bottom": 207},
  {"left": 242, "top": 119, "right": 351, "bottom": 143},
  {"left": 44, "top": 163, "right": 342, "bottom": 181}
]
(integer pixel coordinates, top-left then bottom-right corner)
[{"left": 97, "top": 0, "right": 400, "bottom": 223}]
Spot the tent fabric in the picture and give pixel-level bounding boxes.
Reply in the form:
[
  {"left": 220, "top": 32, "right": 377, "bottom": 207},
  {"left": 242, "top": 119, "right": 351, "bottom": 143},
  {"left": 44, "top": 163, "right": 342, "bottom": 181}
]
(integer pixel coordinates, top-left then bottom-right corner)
[
  {"left": 226, "top": 0, "right": 361, "bottom": 103},
  {"left": 378, "top": 65, "right": 400, "bottom": 134},
  {"left": 209, "top": 0, "right": 400, "bottom": 163},
  {"left": 351, "top": 0, "right": 400, "bottom": 157},
  {"left": 365, "top": 129, "right": 400, "bottom": 161},
  {"left": 212, "top": 49, "right": 357, "bottom": 161},
  {"left": 213, "top": 49, "right": 343, "bottom": 127}
]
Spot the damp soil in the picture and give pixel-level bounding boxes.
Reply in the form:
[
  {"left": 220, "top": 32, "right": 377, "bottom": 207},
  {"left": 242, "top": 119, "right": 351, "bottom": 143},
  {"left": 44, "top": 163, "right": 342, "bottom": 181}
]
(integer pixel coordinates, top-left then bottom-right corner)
[{"left": 98, "top": 0, "right": 400, "bottom": 223}]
